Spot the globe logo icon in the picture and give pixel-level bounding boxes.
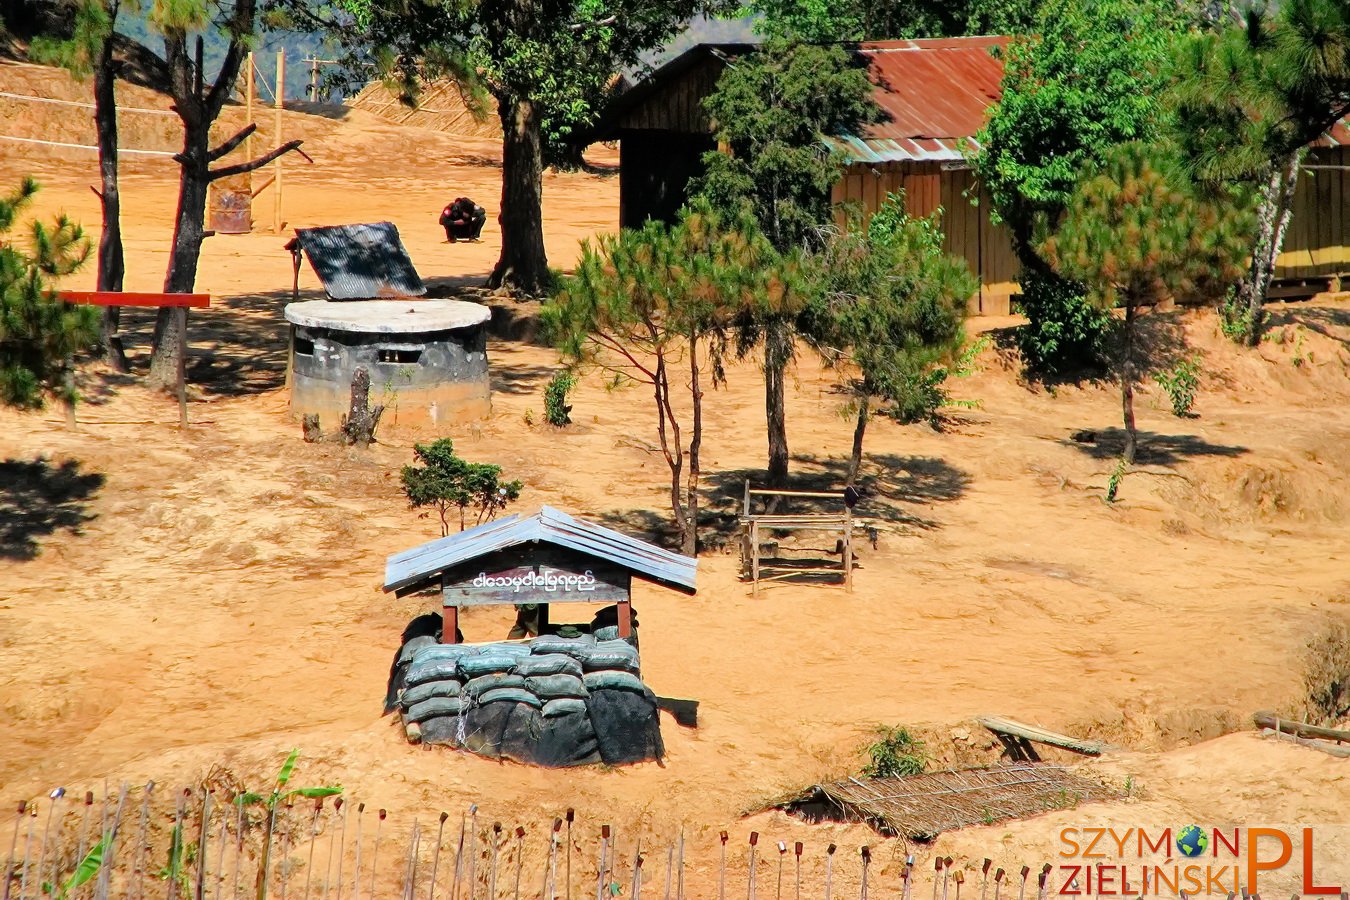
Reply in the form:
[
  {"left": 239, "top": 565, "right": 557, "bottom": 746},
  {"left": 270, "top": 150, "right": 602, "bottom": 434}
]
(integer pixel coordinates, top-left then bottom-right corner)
[{"left": 1176, "top": 825, "right": 1209, "bottom": 858}]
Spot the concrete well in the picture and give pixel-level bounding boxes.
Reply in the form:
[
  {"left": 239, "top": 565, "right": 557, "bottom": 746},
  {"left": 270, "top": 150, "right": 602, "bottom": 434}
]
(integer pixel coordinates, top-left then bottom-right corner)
[{"left": 283, "top": 300, "right": 492, "bottom": 430}]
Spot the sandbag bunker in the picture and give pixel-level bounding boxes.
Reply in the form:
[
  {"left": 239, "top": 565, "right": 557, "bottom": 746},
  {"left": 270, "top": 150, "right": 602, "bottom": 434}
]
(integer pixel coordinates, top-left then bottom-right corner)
[{"left": 382, "top": 506, "right": 697, "bottom": 767}]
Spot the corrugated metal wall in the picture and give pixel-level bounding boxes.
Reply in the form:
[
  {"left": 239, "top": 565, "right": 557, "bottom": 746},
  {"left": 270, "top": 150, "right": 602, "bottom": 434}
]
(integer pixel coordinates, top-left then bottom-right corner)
[{"left": 832, "top": 161, "right": 1019, "bottom": 315}]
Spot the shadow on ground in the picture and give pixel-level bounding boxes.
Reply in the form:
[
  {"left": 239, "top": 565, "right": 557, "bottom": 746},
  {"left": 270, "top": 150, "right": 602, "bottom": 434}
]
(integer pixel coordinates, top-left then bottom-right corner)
[
  {"left": 597, "top": 452, "right": 972, "bottom": 553},
  {"left": 1266, "top": 303, "right": 1350, "bottom": 349},
  {"left": 0, "top": 458, "right": 105, "bottom": 560},
  {"left": 1059, "top": 427, "right": 1248, "bottom": 465}
]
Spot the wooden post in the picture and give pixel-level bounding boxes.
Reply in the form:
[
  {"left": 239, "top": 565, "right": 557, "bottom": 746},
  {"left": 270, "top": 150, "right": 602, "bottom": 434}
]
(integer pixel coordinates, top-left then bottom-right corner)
[
  {"left": 442, "top": 576, "right": 460, "bottom": 644},
  {"left": 245, "top": 53, "right": 254, "bottom": 164},
  {"left": 308, "top": 57, "right": 320, "bottom": 101},
  {"left": 750, "top": 519, "right": 760, "bottom": 597},
  {"left": 176, "top": 305, "right": 188, "bottom": 429},
  {"left": 842, "top": 508, "right": 853, "bottom": 592},
  {"left": 273, "top": 50, "right": 285, "bottom": 234},
  {"left": 616, "top": 599, "right": 632, "bottom": 639}
]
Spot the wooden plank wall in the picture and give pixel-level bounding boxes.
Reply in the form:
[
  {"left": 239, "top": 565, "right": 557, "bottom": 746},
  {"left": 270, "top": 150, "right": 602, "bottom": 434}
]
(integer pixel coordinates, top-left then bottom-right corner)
[
  {"left": 616, "top": 59, "right": 723, "bottom": 134},
  {"left": 832, "top": 161, "right": 1019, "bottom": 315},
  {"left": 1277, "top": 146, "right": 1350, "bottom": 280}
]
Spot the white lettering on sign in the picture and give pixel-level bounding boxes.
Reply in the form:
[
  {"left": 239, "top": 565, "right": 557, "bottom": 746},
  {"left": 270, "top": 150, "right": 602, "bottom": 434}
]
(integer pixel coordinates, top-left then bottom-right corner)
[{"left": 471, "top": 568, "right": 600, "bottom": 593}]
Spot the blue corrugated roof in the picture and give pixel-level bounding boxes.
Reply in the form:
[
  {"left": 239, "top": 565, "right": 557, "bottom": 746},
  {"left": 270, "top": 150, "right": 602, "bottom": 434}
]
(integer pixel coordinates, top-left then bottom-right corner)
[
  {"left": 293, "top": 222, "right": 426, "bottom": 300},
  {"left": 384, "top": 506, "right": 698, "bottom": 595}
]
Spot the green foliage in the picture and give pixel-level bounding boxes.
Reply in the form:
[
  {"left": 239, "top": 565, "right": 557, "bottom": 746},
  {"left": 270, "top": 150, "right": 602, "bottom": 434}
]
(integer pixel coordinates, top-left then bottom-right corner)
[
  {"left": 0, "top": 177, "right": 98, "bottom": 409},
  {"left": 1105, "top": 455, "right": 1127, "bottom": 502},
  {"left": 1217, "top": 288, "right": 1250, "bottom": 342},
  {"left": 1153, "top": 356, "right": 1202, "bottom": 417},
  {"left": 545, "top": 202, "right": 804, "bottom": 553},
  {"left": 692, "top": 39, "right": 879, "bottom": 253},
  {"left": 1043, "top": 144, "right": 1251, "bottom": 314},
  {"left": 973, "top": 0, "right": 1186, "bottom": 373},
  {"left": 1013, "top": 270, "right": 1112, "bottom": 375},
  {"left": 542, "top": 370, "right": 576, "bottom": 426},
  {"left": 42, "top": 833, "right": 109, "bottom": 900},
  {"left": 235, "top": 751, "right": 341, "bottom": 900},
  {"left": 800, "top": 194, "right": 973, "bottom": 429},
  {"left": 863, "top": 725, "right": 927, "bottom": 778},
  {"left": 157, "top": 822, "right": 196, "bottom": 900},
  {"left": 750, "top": 0, "right": 1040, "bottom": 42},
  {"left": 401, "top": 439, "right": 523, "bottom": 536}
]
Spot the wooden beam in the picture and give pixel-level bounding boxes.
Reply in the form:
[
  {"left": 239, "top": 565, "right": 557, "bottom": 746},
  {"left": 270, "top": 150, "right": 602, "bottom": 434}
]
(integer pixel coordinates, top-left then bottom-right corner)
[
  {"left": 977, "top": 716, "right": 1108, "bottom": 756},
  {"left": 1254, "top": 711, "right": 1350, "bottom": 744},
  {"left": 61, "top": 291, "right": 211, "bottom": 308},
  {"left": 616, "top": 599, "right": 632, "bottom": 638},
  {"left": 1260, "top": 728, "right": 1350, "bottom": 758}
]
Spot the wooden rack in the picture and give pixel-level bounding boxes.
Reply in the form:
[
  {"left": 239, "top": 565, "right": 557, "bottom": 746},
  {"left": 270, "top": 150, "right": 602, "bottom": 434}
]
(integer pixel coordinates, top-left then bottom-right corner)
[{"left": 738, "top": 480, "right": 859, "bottom": 596}]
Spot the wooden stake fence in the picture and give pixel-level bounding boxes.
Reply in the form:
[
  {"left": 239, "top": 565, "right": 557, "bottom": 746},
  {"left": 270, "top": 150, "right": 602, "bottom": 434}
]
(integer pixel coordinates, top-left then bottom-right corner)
[{"left": 0, "top": 789, "right": 1311, "bottom": 900}]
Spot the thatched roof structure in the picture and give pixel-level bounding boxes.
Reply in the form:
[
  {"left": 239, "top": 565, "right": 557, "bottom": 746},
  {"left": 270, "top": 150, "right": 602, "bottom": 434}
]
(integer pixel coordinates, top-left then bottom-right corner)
[
  {"left": 349, "top": 80, "right": 500, "bottom": 139},
  {"left": 776, "top": 764, "right": 1121, "bottom": 840}
]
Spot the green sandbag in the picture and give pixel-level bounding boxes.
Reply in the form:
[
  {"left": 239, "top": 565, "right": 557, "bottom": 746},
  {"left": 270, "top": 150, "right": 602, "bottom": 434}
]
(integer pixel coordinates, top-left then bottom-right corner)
[
  {"left": 525, "top": 674, "right": 588, "bottom": 700},
  {"left": 458, "top": 654, "right": 520, "bottom": 678},
  {"left": 582, "top": 670, "right": 646, "bottom": 693},
  {"left": 513, "top": 654, "right": 583, "bottom": 677},
  {"left": 397, "top": 635, "right": 440, "bottom": 666},
  {"left": 478, "top": 687, "right": 543, "bottom": 708},
  {"left": 462, "top": 673, "right": 527, "bottom": 698},
  {"left": 405, "top": 658, "right": 463, "bottom": 687},
  {"left": 400, "top": 679, "right": 462, "bottom": 708},
  {"left": 541, "top": 698, "right": 589, "bottom": 718},
  {"left": 578, "top": 640, "right": 640, "bottom": 673},
  {"left": 405, "top": 696, "right": 464, "bottom": 723},
  {"left": 410, "top": 643, "right": 476, "bottom": 664},
  {"left": 529, "top": 635, "right": 596, "bottom": 656}
]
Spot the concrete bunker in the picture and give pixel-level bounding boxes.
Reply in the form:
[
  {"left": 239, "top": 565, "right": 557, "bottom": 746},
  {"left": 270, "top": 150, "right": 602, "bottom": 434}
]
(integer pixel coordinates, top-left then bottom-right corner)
[
  {"left": 382, "top": 506, "right": 698, "bottom": 767},
  {"left": 284, "top": 299, "right": 492, "bottom": 430}
]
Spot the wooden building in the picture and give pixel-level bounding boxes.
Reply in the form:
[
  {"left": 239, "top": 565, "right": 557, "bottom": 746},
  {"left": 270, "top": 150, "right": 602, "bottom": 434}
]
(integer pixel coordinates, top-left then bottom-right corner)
[{"left": 596, "top": 36, "right": 1350, "bottom": 315}]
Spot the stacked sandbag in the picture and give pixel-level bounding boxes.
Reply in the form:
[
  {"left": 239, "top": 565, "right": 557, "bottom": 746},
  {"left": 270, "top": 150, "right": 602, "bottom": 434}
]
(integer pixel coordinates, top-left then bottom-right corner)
[{"left": 394, "top": 635, "right": 662, "bottom": 767}]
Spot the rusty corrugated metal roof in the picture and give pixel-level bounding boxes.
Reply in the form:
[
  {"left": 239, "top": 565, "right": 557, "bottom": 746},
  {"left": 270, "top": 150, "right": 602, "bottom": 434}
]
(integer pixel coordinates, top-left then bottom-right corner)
[
  {"left": 291, "top": 222, "right": 426, "bottom": 300},
  {"left": 828, "top": 36, "right": 1007, "bottom": 164}
]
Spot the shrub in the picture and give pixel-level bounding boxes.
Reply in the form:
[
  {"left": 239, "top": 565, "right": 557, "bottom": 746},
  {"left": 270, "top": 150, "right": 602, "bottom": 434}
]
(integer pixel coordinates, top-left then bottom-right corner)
[
  {"left": 1217, "top": 288, "right": 1249, "bottom": 343},
  {"left": 1152, "top": 356, "right": 1201, "bottom": 417},
  {"left": 863, "top": 725, "right": 927, "bottom": 777},
  {"left": 542, "top": 370, "right": 576, "bottom": 426},
  {"left": 401, "top": 439, "right": 523, "bottom": 535},
  {"left": 1013, "top": 270, "right": 1111, "bottom": 375}
]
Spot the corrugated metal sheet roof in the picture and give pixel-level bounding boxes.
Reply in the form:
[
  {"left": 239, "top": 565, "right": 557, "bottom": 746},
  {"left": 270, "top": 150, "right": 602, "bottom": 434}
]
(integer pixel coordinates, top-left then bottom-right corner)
[
  {"left": 384, "top": 505, "right": 698, "bottom": 596},
  {"left": 292, "top": 222, "right": 426, "bottom": 300},
  {"left": 831, "top": 36, "right": 1007, "bottom": 164}
]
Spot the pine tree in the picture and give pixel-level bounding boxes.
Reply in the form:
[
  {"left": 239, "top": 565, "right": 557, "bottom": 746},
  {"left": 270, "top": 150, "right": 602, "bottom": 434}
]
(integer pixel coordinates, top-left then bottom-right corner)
[
  {"left": 1043, "top": 144, "right": 1250, "bottom": 465},
  {"left": 0, "top": 178, "right": 100, "bottom": 413}
]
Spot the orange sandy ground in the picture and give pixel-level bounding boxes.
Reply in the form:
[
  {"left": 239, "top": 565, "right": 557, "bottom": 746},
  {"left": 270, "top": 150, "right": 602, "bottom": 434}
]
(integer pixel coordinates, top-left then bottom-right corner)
[{"left": 1, "top": 62, "right": 1348, "bottom": 889}]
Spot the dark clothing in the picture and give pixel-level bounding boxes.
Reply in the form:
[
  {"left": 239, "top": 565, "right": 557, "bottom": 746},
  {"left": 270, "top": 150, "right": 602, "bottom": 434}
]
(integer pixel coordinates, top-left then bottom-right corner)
[{"left": 440, "top": 197, "right": 486, "bottom": 242}]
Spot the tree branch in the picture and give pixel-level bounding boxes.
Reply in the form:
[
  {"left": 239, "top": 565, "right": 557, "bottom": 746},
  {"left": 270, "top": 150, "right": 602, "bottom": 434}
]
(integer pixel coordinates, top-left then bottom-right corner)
[
  {"left": 209, "top": 141, "right": 304, "bottom": 180},
  {"left": 209, "top": 124, "right": 257, "bottom": 161}
]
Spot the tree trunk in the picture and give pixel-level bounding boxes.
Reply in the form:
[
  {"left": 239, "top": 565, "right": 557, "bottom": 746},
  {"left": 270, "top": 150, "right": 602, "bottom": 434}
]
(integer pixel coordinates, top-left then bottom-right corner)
[
  {"left": 92, "top": 25, "right": 128, "bottom": 372},
  {"left": 763, "top": 318, "right": 792, "bottom": 486},
  {"left": 846, "top": 393, "right": 869, "bottom": 488},
  {"left": 1242, "top": 152, "right": 1302, "bottom": 346},
  {"left": 684, "top": 335, "right": 703, "bottom": 557},
  {"left": 488, "top": 95, "right": 550, "bottom": 295},
  {"left": 1120, "top": 301, "right": 1138, "bottom": 465},
  {"left": 149, "top": 122, "right": 209, "bottom": 390},
  {"left": 340, "top": 366, "right": 384, "bottom": 446}
]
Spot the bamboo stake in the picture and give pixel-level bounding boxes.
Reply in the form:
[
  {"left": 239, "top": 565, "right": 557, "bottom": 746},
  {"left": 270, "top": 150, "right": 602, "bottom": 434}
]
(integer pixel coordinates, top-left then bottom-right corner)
[
  {"left": 980, "top": 861, "right": 991, "bottom": 900},
  {"left": 429, "top": 813, "right": 449, "bottom": 900},
  {"left": 563, "top": 811, "right": 573, "bottom": 900},
  {"left": 302, "top": 799, "right": 324, "bottom": 900},
  {"left": 792, "top": 844, "right": 801, "bottom": 900},
  {"left": 901, "top": 857, "right": 914, "bottom": 900},
  {"left": 510, "top": 828, "right": 524, "bottom": 900},
  {"left": 167, "top": 790, "right": 187, "bottom": 900},
  {"left": 75, "top": 793, "right": 94, "bottom": 900},
  {"left": 675, "top": 832, "right": 684, "bottom": 900},
  {"left": 662, "top": 845, "right": 673, "bottom": 900},
  {"left": 594, "top": 827, "right": 608, "bottom": 900},
  {"left": 333, "top": 800, "right": 348, "bottom": 900},
  {"left": 92, "top": 784, "right": 130, "bottom": 900},
  {"left": 2, "top": 802, "right": 24, "bottom": 900},
  {"left": 931, "top": 858, "right": 940, "bottom": 900},
  {"left": 404, "top": 822, "right": 422, "bottom": 900},
  {"left": 487, "top": 825, "right": 501, "bottom": 900},
  {"left": 717, "top": 833, "right": 727, "bottom": 900},
  {"left": 628, "top": 847, "right": 641, "bottom": 900},
  {"left": 133, "top": 784, "right": 154, "bottom": 900},
  {"left": 823, "top": 845, "right": 836, "bottom": 900},
  {"left": 368, "top": 811, "right": 386, "bottom": 900},
  {"left": 858, "top": 848, "right": 870, "bottom": 900},
  {"left": 941, "top": 858, "right": 950, "bottom": 900},
  {"left": 463, "top": 809, "right": 476, "bottom": 900},
  {"left": 196, "top": 789, "right": 213, "bottom": 900},
  {"left": 213, "top": 796, "right": 231, "bottom": 900},
  {"left": 279, "top": 799, "right": 294, "bottom": 900},
  {"left": 232, "top": 795, "right": 246, "bottom": 900},
  {"left": 543, "top": 821, "right": 560, "bottom": 900},
  {"left": 352, "top": 804, "right": 365, "bottom": 900},
  {"left": 774, "top": 844, "right": 784, "bottom": 900},
  {"left": 992, "top": 870, "right": 1004, "bottom": 900},
  {"left": 36, "top": 789, "right": 64, "bottom": 900},
  {"left": 1018, "top": 867, "right": 1029, "bottom": 900},
  {"left": 450, "top": 808, "right": 471, "bottom": 900},
  {"left": 954, "top": 869, "right": 964, "bottom": 900},
  {"left": 272, "top": 50, "right": 284, "bottom": 234},
  {"left": 746, "top": 833, "right": 757, "bottom": 900}
]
